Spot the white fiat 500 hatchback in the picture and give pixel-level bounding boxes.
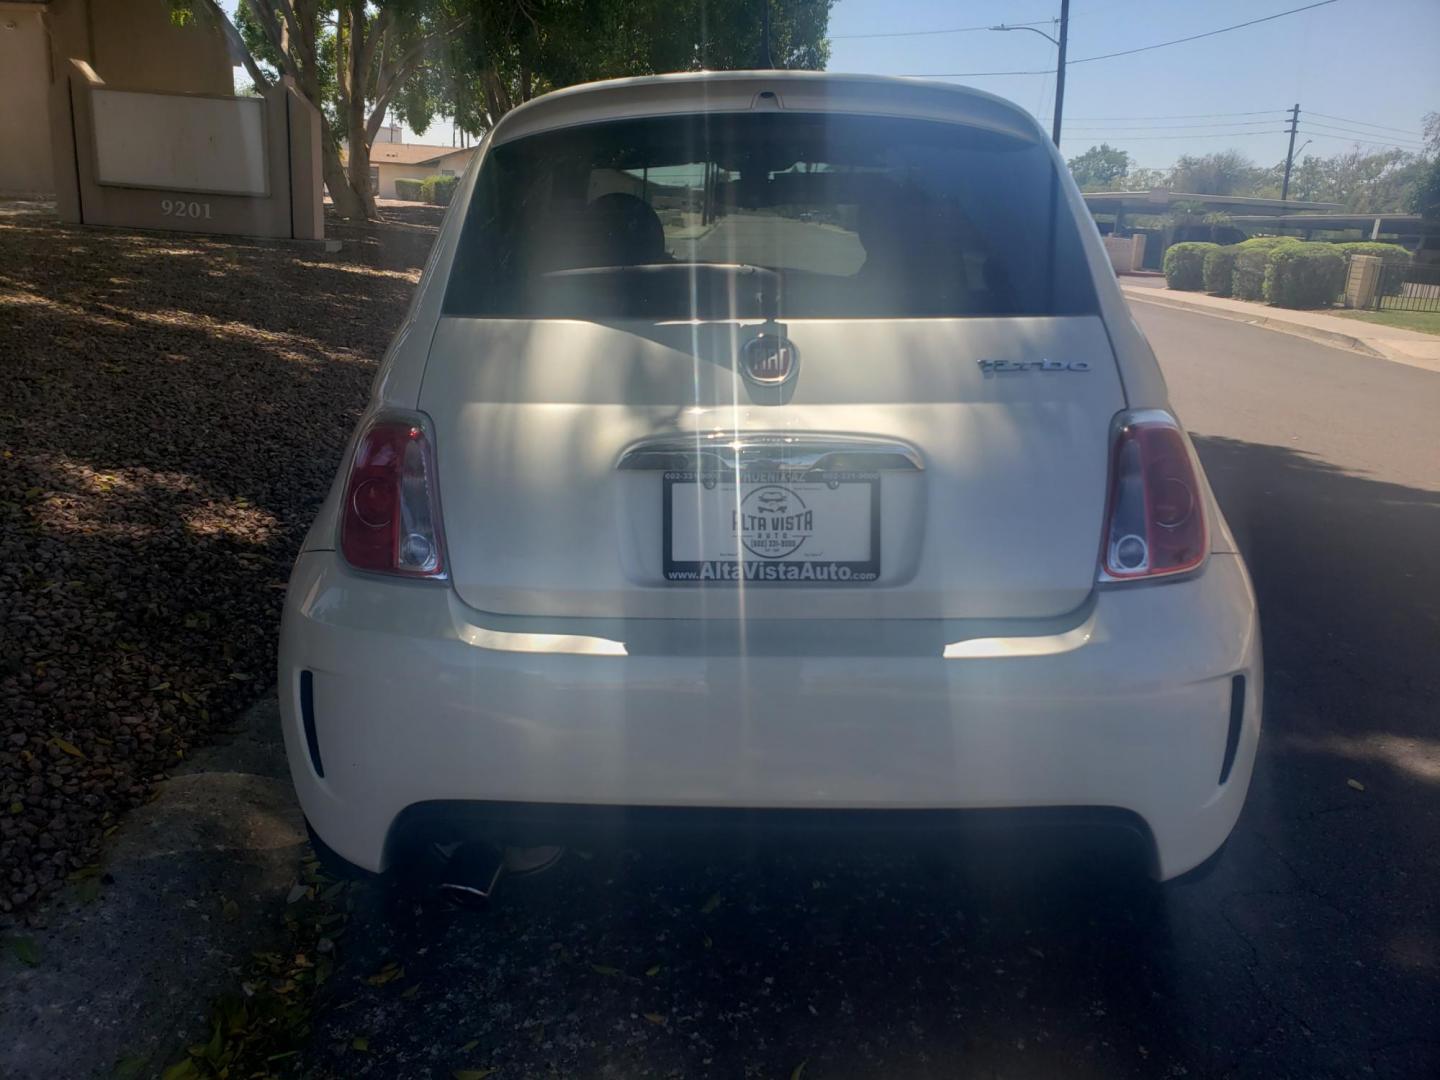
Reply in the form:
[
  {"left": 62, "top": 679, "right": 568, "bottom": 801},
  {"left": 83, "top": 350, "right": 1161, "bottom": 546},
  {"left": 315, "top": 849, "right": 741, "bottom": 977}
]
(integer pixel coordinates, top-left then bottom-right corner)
[{"left": 280, "top": 72, "right": 1261, "bottom": 884}]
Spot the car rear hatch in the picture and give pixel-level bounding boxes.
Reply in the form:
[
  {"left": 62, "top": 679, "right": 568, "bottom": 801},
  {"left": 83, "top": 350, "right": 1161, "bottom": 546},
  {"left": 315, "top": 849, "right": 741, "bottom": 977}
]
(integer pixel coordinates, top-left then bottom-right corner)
[{"left": 421, "top": 105, "right": 1123, "bottom": 621}]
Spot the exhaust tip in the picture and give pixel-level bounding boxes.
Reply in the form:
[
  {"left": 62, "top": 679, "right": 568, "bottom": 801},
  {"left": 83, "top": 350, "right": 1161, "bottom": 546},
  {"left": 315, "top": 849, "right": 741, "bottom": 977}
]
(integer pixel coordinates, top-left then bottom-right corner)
[{"left": 437, "top": 843, "right": 566, "bottom": 907}]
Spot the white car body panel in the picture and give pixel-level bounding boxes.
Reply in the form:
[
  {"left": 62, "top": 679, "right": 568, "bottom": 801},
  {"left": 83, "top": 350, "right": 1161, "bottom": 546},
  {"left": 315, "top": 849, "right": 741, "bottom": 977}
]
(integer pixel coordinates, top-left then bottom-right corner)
[{"left": 281, "top": 72, "right": 1261, "bottom": 881}]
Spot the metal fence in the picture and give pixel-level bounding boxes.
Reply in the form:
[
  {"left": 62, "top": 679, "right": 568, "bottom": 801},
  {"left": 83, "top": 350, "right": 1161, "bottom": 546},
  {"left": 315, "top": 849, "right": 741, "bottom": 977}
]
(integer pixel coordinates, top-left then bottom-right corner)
[{"left": 1375, "top": 260, "right": 1440, "bottom": 313}]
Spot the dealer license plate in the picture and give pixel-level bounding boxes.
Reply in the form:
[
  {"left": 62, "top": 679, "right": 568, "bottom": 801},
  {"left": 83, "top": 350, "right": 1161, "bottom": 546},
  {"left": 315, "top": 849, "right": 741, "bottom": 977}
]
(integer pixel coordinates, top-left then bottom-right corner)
[{"left": 663, "top": 470, "right": 880, "bottom": 583}]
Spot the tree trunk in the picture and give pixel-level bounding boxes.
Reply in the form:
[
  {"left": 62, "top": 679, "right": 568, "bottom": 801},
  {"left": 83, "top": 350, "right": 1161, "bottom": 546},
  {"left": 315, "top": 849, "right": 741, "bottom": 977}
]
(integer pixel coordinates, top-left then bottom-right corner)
[
  {"left": 322, "top": 134, "right": 366, "bottom": 220},
  {"left": 341, "top": 0, "right": 379, "bottom": 219}
]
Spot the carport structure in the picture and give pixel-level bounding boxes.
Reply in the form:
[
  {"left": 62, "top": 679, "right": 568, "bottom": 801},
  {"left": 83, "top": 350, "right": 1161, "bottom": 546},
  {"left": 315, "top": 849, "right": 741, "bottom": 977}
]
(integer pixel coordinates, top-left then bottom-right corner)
[{"left": 1083, "top": 189, "right": 1342, "bottom": 270}]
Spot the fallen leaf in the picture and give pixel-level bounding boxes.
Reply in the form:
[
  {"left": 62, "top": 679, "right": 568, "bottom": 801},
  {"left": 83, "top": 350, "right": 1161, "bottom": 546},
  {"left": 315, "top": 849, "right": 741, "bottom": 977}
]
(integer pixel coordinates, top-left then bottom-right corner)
[
  {"left": 1347, "top": 778, "right": 1366, "bottom": 792},
  {"left": 453, "top": 1070, "right": 496, "bottom": 1080},
  {"left": 590, "top": 964, "right": 623, "bottom": 977},
  {"left": 700, "top": 892, "right": 722, "bottom": 914},
  {"left": 367, "top": 963, "right": 405, "bottom": 986},
  {"left": 643, "top": 1012, "right": 667, "bottom": 1026},
  {"left": 111, "top": 1056, "right": 146, "bottom": 1079},
  {"left": 645, "top": 964, "right": 661, "bottom": 977},
  {"left": 10, "top": 936, "right": 40, "bottom": 966},
  {"left": 791, "top": 1061, "right": 808, "bottom": 1080},
  {"left": 51, "top": 736, "right": 86, "bottom": 759},
  {"left": 460, "top": 1039, "right": 479, "bottom": 1052},
  {"left": 400, "top": 983, "right": 421, "bottom": 999},
  {"left": 352, "top": 1036, "right": 369, "bottom": 1052},
  {"left": 222, "top": 898, "right": 239, "bottom": 922},
  {"left": 286, "top": 883, "right": 309, "bottom": 904},
  {"left": 160, "top": 1060, "right": 199, "bottom": 1080}
]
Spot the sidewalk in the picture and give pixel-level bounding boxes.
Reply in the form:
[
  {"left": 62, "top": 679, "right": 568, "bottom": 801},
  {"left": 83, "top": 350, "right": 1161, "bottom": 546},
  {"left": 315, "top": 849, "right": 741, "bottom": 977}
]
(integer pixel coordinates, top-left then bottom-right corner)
[{"left": 1119, "top": 279, "right": 1440, "bottom": 374}]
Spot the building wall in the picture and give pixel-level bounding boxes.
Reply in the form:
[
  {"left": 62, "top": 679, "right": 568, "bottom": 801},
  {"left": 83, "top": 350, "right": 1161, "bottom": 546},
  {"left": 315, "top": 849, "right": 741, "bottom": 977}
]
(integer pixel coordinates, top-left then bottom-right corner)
[
  {"left": 87, "top": 0, "right": 233, "bottom": 96},
  {"left": 0, "top": 7, "right": 55, "bottom": 193},
  {"left": 376, "top": 163, "right": 439, "bottom": 200}
]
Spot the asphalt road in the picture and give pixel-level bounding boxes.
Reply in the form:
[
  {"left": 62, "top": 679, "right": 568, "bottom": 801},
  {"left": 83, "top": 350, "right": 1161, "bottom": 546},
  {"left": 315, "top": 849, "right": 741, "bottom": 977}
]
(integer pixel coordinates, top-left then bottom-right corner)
[{"left": 300, "top": 304, "right": 1440, "bottom": 1080}]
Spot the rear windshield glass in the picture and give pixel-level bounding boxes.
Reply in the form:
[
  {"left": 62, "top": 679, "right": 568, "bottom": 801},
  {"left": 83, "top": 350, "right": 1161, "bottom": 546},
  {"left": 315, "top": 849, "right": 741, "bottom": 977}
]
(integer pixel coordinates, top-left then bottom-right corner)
[{"left": 444, "top": 112, "right": 1098, "bottom": 320}]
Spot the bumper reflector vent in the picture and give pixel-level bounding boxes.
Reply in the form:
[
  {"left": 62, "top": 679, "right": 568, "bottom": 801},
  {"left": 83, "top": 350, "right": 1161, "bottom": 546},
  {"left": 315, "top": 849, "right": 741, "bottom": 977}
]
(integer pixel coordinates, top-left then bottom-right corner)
[
  {"left": 1219, "top": 675, "right": 1245, "bottom": 785},
  {"left": 300, "top": 670, "right": 324, "bottom": 778}
]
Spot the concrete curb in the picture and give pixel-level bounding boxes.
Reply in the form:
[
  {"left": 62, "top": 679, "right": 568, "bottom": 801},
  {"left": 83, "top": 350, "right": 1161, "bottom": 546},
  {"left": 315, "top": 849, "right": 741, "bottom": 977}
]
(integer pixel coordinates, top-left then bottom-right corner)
[{"left": 1122, "top": 288, "right": 1385, "bottom": 359}]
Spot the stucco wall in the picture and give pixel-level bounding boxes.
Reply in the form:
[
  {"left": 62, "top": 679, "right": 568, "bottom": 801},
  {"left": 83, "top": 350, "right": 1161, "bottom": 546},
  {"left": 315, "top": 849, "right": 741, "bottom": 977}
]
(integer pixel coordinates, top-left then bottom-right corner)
[
  {"left": 377, "top": 163, "right": 437, "bottom": 199},
  {"left": 88, "top": 0, "right": 233, "bottom": 96},
  {"left": 0, "top": 8, "right": 55, "bottom": 193}
]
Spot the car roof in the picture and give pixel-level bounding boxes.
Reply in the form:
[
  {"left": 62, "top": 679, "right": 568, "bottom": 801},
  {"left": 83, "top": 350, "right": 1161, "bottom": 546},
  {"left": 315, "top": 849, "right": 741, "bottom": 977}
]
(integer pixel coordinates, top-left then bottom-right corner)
[{"left": 487, "top": 70, "right": 1046, "bottom": 148}]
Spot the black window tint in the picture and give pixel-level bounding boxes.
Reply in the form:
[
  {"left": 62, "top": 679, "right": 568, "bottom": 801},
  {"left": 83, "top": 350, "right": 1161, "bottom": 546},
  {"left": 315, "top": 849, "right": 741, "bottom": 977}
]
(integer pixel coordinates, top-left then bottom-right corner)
[{"left": 444, "top": 112, "right": 1097, "bottom": 320}]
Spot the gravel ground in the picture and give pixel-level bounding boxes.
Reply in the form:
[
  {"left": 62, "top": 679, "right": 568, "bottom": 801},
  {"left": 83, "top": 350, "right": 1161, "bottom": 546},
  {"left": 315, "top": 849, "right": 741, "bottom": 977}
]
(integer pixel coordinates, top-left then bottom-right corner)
[{"left": 0, "top": 202, "right": 436, "bottom": 917}]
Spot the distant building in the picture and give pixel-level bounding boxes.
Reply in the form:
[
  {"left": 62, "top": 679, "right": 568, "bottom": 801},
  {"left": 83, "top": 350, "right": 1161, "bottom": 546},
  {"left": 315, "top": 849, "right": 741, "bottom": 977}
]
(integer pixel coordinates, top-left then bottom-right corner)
[{"left": 359, "top": 143, "right": 477, "bottom": 199}]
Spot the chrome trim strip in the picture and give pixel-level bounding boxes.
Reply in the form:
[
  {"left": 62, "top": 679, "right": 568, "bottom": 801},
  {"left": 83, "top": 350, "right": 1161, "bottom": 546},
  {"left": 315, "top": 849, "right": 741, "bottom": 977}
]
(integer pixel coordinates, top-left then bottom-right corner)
[
  {"left": 942, "top": 611, "right": 1096, "bottom": 659},
  {"left": 616, "top": 433, "right": 924, "bottom": 473}
]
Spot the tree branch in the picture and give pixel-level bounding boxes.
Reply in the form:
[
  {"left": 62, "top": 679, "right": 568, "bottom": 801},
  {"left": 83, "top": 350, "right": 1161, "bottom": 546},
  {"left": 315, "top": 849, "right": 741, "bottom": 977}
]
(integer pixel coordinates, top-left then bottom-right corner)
[
  {"left": 198, "top": 0, "right": 271, "bottom": 90},
  {"left": 241, "top": 0, "right": 304, "bottom": 85}
]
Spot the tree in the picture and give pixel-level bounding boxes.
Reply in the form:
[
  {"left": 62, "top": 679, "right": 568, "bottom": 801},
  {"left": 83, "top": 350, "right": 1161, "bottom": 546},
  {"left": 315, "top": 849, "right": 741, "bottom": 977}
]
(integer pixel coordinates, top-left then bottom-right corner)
[
  {"left": 176, "top": 0, "right": 833, "bottom": 220},
  {"left": 1067, "top": 144, "right": 1130, "bottom": 190},
  {"left": 1410, "top": 157, "right": 1440, "bottom": 221},
  {"left": 1167, "top": 150, "right": 1265, "bottom": 196}
]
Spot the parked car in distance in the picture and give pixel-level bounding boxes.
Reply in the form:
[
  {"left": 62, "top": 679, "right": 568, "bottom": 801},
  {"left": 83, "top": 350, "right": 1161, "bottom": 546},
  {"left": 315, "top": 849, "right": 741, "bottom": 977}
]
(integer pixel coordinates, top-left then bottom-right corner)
[{"left": 279, "top": 71, "right": 1261, "bottom": 886}]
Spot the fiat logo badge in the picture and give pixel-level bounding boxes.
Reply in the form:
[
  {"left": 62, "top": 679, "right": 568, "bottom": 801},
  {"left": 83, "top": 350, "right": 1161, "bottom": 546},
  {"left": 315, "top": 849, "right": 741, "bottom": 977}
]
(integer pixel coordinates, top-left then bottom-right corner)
[{"left": 742, "top": 334, "right": 798, "bottom": 385}]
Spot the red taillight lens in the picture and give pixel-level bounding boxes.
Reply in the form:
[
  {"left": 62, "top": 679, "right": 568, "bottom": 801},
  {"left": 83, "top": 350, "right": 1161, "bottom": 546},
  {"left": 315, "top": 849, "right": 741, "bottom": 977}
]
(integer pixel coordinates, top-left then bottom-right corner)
[
  {"left": 1101, "top": 416, "right": 1207, "bottom": 580},
  {"left": 340, "top": 415, "right": 445, "bottom": 577}
]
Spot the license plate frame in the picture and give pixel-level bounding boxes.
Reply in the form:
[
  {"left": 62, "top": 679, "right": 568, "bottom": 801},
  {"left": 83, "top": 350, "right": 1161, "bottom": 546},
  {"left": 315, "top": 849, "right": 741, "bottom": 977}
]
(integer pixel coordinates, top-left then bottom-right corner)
[{"left": 662, "top": 469, "right": 881, "bottom": 584}]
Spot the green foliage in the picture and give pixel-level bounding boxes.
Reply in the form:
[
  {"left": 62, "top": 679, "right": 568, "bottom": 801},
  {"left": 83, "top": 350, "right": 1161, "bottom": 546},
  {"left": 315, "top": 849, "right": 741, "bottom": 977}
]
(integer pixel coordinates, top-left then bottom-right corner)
[
  {"left": 1333, "top": 242, "right": 1411, "bottom": 261},
  {"left": 1202, "top": 246, "right": 1239, "bottom": 296},
  {"left": 1408, "top": 156, "right": 1440, "bottom": 221},
  {"left": 1163, "top": 242, "right": 1218, "bottom": 291},
  {"left": 393, "top": 177, "right": 425, "bottom": 201},
  {"left": 1068, "top": 144, "right": 1131, "bottom": 191},
  {"left": 1236, "top": 236, "right": 1302, "bottom": 252},
  {"left": 419, "top": 174, "right": 459, "bottom": 205},
  {"left": 1169, "top": 151, "right": 1267, "bottom": 196},
  {"left": 1264, "top": 243, "right": 1346, "bottom": 309},
  {"left": 1232, "top": 247, "right": 1278, "bottom": 300}
]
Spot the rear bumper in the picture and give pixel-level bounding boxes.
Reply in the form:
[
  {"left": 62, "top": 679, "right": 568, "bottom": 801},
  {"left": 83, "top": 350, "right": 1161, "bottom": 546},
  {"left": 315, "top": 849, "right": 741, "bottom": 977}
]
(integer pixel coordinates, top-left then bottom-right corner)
[{"left": 278, "top": 552, "right": 1262, "bottom": 881}]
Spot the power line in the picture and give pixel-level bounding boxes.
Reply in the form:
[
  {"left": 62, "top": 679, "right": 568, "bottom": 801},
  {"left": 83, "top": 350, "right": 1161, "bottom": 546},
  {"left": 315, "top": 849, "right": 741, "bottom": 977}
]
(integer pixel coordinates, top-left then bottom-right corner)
[
  {"left": 909, "top": 0, "right": 1340, "bottom": 78},
  {"left": 1066, "top": 110, "right": 1284, "bottom": 121},
  {"left": 831, "top": 18, "right": 1055, "bottom": 40},
  {"left": 1302, "top": 123, "right": 1424, "bottom": 149},
  {"left": 1306, "top": 111, "right": 1423, "bottom": 138},
  {"left": 1301, "top": 130, "right": 1428, "bottom": 151},
  {"left": 1062, "top": 131, "right": 1288, "bottom": 141},
  {"left": 1065, "top": 118, "right": 1285, "bottom": 131},
  {"left": 1066, "top": 0, "right": 1339, "bottom": 67}
]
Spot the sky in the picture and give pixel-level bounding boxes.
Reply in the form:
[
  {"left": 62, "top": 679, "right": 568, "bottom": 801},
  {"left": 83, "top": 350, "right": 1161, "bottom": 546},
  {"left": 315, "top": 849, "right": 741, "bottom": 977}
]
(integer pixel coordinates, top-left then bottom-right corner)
[
  {"left": 826, "top": 0, "right": 1439, "bottom": 168},
  {"left": 227, "top": 0, "right": 1439, "bottom": 169}
]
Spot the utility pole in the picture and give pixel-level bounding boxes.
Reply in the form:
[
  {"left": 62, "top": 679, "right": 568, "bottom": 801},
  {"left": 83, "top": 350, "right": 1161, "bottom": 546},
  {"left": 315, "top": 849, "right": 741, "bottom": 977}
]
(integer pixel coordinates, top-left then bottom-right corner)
[
  {"left": 989, "top": 0, "right": 1070, "bottom": 147},
  {"left": 1281, "top": 103, "right": 1301, "bottom": 201},
  {"left": 1052, "top": 0, "right": 1070, "bottom": 147}
]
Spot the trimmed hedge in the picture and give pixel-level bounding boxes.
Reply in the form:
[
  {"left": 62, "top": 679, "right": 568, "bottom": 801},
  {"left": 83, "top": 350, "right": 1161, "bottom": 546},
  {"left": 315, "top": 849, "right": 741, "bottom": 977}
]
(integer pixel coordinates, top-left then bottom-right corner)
[
  {"left": 420, "top": 174, "right": 459, "bottom": 206},
  {"left": 1163, "top": 241, "right": 1218, "bottom": 291},
  {"left": 1202, "top": 246, "right": 1238, "bottom": 296},
  {"left": 1264, "top": 243, "right": 1347, "bottom": 309},
  {"left": 393, "top": 177, "right": 424, "bottom": 201},
  {"left": 1233, "top": 247, "right": 1279, "bottom": 300},
  {"left": 1236, "top": 235, "right": 1299, "bottom": 251},
  {"left": 1333, "top": 241, "right": 1410, "bottom": 261}
]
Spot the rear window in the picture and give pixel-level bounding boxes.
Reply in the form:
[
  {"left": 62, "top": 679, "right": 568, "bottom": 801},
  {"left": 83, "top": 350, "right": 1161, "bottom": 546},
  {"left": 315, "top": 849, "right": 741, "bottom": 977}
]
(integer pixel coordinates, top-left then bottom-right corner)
[{"left": 444, "top": 112, "right": 1098, "bottom": 320}]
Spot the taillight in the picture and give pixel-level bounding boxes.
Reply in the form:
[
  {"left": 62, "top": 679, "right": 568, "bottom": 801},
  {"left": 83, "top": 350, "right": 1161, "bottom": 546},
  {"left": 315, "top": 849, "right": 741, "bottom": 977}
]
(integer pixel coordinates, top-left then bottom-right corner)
[
  {"left": 339, "top": 413, "right": 446, "bottom": 577},
  {"left": 1100, "top": 412, "right": 1207, "bottom": 580}
]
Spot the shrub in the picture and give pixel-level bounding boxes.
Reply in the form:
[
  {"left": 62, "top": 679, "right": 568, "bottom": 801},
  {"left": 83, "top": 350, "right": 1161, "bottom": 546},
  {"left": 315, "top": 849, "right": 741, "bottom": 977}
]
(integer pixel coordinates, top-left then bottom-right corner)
[
  {"left": 1235, "top": 235, "right": 1298, "bottom": 251},
  {"left": 393, "top": 177, "right": 424, "bottom": 201},
  {"left": 1232, "top": 244, "right": 1289, "bottom": 300},
  {"left": 1202, "top": 246, "right": 1239, "bottom": 296},
  {"left": 1333, "top": 241, "right": 1410, "bottom": 262},
  {"left": 419, "top": 174, "right": 459, "bottom": 206},
  {"left": 1162, "top": 241, "right": 1218, "bottom": 291},
  {"left": 1264, "top": 243, "right": 1347, "bottom": 308}
]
